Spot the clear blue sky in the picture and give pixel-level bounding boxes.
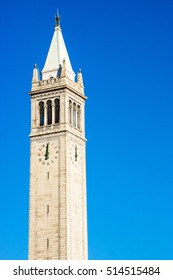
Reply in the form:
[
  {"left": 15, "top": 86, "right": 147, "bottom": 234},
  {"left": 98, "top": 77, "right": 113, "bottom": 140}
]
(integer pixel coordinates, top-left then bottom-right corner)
[{"left": 0, "top": 0, "right": 173, "bottom": 260}]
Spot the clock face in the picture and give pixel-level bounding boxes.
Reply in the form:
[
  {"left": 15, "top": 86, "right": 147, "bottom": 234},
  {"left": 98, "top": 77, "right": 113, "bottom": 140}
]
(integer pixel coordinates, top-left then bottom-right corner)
[
  {"left": 69, "top": 144, "right": 82, "bottom": 166},
  {"left": 37, "top": 142, "right": 59, "bottom": 165}
]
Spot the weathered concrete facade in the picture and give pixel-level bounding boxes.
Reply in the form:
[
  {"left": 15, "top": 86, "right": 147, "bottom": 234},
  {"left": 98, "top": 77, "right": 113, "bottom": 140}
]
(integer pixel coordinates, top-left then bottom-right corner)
[{"left": 28, "top": 16, "right": 88, "bottom": 260}]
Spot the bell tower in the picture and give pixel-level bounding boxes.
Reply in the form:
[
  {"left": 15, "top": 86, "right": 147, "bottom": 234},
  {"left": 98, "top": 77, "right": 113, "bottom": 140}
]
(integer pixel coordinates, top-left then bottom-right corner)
[{"left": 28, "top": 14, "right": 88, "bottom": 260}]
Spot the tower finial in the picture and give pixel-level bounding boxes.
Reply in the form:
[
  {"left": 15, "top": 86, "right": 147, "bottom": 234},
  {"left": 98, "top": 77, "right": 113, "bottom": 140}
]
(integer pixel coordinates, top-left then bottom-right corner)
[{"left": 55, "top": 9, "right": 61, "bottom": 27}]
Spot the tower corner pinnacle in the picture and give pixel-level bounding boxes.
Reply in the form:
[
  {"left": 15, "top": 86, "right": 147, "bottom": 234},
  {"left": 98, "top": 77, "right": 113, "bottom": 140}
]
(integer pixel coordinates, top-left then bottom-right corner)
[
  {"left": 32, "top": 64, "right": 39, "bottom": 83},
  {"left": 61, "top": 58, "right": 67, "bottom": 77},
  {"left": 77, "top": 68, "right": 84, "bottom": 87}
]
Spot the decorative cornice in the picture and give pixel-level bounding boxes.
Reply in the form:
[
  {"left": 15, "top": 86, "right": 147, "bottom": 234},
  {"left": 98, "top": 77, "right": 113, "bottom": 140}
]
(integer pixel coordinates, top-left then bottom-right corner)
[
  {"left": 30, "top": 76, "right": 86, "bottom": 100},
  {"left": 30, "top": 129, "right": 86, "bottom": 142},
  {"left": 31, "top": 90, "right": 64, "bottom": 100}
]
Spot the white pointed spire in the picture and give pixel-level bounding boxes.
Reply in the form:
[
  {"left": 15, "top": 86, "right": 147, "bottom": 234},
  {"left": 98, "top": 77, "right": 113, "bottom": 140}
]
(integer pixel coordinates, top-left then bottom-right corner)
[
  {"left": 32, "top": 64, "right": 39, "bottom": 82},
  {"left": 42, "top": 14, "right": 75, "bottom": 81}
]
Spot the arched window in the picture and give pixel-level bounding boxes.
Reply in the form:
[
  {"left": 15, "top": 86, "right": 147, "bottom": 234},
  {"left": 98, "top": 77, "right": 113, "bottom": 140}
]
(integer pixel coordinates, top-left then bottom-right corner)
[
  {"left": 47, "top": 100, "right": 52, "bottom": 125},
  {"left": 73, "top": 103, "right": 77, "bottom": 127},
  {"left": 39, "top": 101, "right": 44, "bottom": 126},
  {"left": 55, "top": 99, "right": 60, "bottom": 124},
  {"left": 69, "top": 100, "right": 72, "bottom": 124},
  {"left": 77, "top": 105, "right": 80, "bottom": 129}
]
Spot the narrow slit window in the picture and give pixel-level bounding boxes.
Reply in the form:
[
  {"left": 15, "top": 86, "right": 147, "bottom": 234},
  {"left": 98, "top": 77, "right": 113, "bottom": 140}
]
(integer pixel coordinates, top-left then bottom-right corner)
[
  {"left": 47, "top": 172, "right": 49, "bottom": 180},
  {"left": 69, "top": 100, "right": 72, "bottom": 124},
  {"left": 77, "top": 105, "right": 80, "bottom": 129},
  {"left": 47, "top": 205, "right": 49, "bottom": 214},
  {"left": 47, "top": 100, "right": 52, "bottom": 125},
  {"left": 55, "top": 99, "right": 60, "bottom": 124},
  {"left": 47, "top": 238, "right": 49, "bottom": 249},
  {"left": 39, "top": 101, "right": 44, "bottom": 126},
  {"left": 73, "top": 103, "right": 77, "bottom": 127}
]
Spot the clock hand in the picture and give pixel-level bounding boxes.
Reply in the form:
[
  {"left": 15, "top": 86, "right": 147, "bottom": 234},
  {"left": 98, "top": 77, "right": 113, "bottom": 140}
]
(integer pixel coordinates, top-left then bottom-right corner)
[
  {"left": 75, "top": 146, "right": 78, "bottom": 161},
  {"left": 45, "top": 143, "right": 49, "bottom": 160}
]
